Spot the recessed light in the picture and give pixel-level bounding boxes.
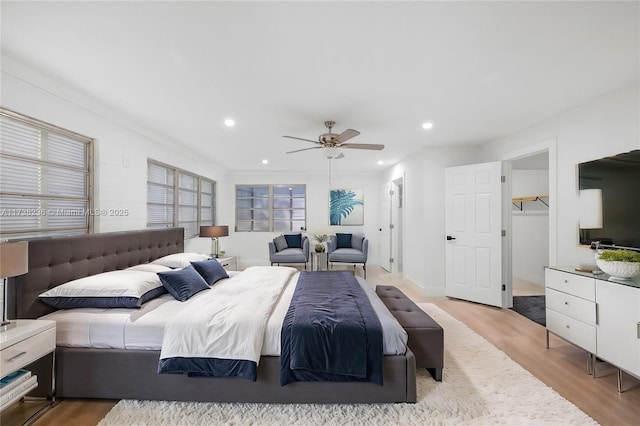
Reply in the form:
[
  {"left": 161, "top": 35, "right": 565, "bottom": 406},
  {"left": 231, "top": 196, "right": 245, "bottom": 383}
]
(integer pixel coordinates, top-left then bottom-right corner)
[
  {"left": 377, "top": 160, "right": 384, "bottom": 165},
  {"left": 261, "top": 159, "right": 268, "bottom": 164},
  {"left": 422, "top": 122, "right": 433, "bottom": 130},
  {"left": 224, "top": 119, "right": 235, "bottom": 127}
]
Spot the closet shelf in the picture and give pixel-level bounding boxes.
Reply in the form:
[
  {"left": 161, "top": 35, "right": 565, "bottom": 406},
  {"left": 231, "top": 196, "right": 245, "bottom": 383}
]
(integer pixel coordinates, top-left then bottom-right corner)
[{"left": 512, "top": 195, "right": 549, "bottom": 211}]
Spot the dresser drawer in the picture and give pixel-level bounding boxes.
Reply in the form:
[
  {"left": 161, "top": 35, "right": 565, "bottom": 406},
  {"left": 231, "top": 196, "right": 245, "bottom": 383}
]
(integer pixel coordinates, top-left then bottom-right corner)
[
  {"left": 545, "top": 268, "right": 595, "bottom": 301},
  {"left": 546, "top": 309, "right": 596, "bottom": 353},
  {"left": 546, "top": 288, "right": 596, "bottom": 325},
  {"left": 0, "top": 328, "right": 56, "bottom": 377}
]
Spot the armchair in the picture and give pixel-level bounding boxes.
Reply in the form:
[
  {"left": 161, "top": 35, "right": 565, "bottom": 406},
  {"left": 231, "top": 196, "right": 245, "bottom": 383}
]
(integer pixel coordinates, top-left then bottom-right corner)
[
  {"left": 268, "top": 233, "right": 309, "bottom": 269},
  {"left": 326, "top": 233, "right": 368, "bottom": 278}
]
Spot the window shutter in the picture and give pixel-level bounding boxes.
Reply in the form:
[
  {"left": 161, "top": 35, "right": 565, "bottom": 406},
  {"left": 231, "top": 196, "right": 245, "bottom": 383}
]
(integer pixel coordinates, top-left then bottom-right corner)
[{"left": 0, "top": 109, "right": 92, "bottom": 238}]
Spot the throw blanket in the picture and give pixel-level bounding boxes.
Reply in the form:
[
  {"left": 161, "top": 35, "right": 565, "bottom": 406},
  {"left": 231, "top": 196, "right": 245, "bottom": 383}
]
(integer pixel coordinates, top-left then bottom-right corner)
[
  {"left": 280, "top": 271, "right": 383, "bottom": 385},
  {"left": 158, "top": 266, "right": 296, "bottom": 381}
]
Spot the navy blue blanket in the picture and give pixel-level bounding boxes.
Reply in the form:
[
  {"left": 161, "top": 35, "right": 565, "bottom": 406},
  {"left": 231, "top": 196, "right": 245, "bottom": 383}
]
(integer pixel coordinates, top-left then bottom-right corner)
[{"left": 280, "top": 271, "right": 383, "bottom": 385}]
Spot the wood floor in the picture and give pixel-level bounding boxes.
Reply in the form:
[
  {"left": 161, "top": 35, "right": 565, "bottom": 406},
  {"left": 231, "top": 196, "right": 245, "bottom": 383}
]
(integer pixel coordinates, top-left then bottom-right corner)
[{"left": 4, "top": 265, "right": 640, "bottom": 426}]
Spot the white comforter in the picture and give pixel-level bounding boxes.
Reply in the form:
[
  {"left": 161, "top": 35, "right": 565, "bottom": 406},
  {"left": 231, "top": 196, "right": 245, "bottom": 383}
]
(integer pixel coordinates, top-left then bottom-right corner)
[
  {"left": 160, "top": 266, "right": 297, "bottom": 364},
  {"left": 42, "top": 269, "right": 408, "bottom": 356}
]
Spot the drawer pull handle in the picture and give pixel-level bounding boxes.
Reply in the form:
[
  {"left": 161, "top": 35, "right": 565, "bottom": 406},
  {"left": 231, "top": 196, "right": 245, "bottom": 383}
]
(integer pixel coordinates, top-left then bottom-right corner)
[
  {"left": 637, "top": 323, "right": 639, "bottom": 339},
  {"left": 7, "top": 351, "right": 27, "bottom": 362},
  {"left": 564, "top": 301, "right": 569, "bottom": 305},
  {"left": 565, "top": 325, "right": 570, "bottom": 329}
]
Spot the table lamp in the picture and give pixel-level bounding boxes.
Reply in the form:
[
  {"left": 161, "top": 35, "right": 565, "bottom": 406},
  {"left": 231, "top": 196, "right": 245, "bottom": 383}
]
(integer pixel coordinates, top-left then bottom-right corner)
[
  {"left": 0, "top": 241, "right": 29, "bottom": 330},
  {"left": 199, "top": 225, "right": 229, "bottom": 258}
]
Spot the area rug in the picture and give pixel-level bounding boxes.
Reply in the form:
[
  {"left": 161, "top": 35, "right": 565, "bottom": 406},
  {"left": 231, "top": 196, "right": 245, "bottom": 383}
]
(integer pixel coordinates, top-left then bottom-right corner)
[
  {"left": 512, "top": 295, "right": 546, "bottom": 326},
  {"left": 98, "top": 304, "right": 596, "bottom": 426}
]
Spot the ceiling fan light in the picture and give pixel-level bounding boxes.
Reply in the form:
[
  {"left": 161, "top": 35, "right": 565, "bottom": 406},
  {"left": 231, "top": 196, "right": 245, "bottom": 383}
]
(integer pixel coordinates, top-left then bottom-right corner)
[{"left": 322, "top": 147, "right": 340, "bottom": 159}]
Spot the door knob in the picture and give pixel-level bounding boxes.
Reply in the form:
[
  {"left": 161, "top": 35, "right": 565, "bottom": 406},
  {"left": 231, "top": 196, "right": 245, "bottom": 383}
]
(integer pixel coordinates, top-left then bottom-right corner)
[{"left": 446, "top": 236, "right": 456, "bottom": 241}]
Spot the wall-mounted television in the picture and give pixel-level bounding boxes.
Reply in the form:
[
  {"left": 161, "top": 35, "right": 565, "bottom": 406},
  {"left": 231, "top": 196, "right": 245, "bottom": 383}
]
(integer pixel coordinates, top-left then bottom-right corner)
[{"left": 578, "top": 149, "right": 640, "bottom": 249}]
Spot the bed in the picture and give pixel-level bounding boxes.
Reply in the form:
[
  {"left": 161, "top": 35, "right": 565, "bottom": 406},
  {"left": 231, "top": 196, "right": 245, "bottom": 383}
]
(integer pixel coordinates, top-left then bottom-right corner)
[{"left": 8, "top": 228, "right": 417, "bottom": 403}]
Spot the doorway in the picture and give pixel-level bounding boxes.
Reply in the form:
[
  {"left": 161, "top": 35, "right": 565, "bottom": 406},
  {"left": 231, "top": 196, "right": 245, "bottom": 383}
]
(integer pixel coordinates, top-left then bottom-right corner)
[
  {"left": 380, "top": 176, "right": 404, "bottom": 273},
  {"left": 510, "top": 151, "right": 549, "bottom": 297}
]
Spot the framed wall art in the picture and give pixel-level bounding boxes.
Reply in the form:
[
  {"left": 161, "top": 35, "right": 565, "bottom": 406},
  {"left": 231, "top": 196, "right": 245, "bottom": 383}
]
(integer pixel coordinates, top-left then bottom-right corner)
[{"left": 329, "top": 189, "right": 363, "bottom": 226}]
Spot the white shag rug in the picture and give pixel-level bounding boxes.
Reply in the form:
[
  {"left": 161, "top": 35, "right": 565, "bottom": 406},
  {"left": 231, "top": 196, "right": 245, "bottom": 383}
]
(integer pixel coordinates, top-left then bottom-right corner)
[{"left": 99, "top": 304, "right": 597, "bottom": 425}]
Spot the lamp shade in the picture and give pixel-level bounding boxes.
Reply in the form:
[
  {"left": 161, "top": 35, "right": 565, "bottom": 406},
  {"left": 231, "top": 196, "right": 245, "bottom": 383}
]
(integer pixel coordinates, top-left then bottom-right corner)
[
  {"left": 578, "top": 189, "right": 603, "bottom": 229},
  {"left": 199, "top": 225, "right": 229, "bottom": 238},
  {"left": 0, "top": 241, "right": 29, "bottom": 278}
]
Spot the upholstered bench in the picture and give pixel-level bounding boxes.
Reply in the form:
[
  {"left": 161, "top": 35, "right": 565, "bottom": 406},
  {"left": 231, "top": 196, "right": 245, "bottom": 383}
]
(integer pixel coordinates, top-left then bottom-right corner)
[{"left": 376, "top": 285, "right": 444, "bottom": 381}]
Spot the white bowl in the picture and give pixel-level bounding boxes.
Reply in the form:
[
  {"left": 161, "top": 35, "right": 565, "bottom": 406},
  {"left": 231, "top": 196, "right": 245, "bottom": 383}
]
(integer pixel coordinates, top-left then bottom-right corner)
[{"left": 596, "top": 259, "right": 640, "bottom": 279}]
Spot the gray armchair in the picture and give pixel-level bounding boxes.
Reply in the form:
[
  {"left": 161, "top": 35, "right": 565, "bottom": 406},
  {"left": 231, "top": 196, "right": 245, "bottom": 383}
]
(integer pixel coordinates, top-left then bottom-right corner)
[
  {"left": 327, "top": 233, "right": 369, "bottom": 278},
  {"left": 268, "top": 233, "right": 309, "bottom": 269}
]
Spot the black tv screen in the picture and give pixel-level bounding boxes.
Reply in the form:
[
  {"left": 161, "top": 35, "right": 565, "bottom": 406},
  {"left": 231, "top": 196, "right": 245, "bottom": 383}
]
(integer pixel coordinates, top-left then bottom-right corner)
[{"left": 578, "top": 149, "right": 640, "bottom": 249}]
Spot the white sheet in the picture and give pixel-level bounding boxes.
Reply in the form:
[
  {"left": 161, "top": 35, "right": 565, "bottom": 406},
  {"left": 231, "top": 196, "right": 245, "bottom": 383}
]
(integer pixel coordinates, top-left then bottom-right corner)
[{"left": 41, "top": 270, "right": 407, "bottom": 355}]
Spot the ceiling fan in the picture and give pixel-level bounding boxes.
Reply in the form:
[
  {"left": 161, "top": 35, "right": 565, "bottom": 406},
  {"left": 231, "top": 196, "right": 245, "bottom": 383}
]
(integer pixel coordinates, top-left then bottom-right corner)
[{"left": 283, "top": 121, "right": 384, "bottom": 159}]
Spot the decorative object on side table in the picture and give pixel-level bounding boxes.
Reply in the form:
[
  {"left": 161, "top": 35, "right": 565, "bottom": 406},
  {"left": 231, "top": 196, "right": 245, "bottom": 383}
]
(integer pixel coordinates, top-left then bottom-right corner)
[
  {"left": 0, "top": 241, "right": 28, "bottom": 330},
  {"left": 313, "top": 234, "right": 329, "bottom": 253},
  {"left": 199, "top": 225, "right": 229, "bottom": 258},
  {"left": 595, "top": 249, "right": 640, "bottom": 280}
]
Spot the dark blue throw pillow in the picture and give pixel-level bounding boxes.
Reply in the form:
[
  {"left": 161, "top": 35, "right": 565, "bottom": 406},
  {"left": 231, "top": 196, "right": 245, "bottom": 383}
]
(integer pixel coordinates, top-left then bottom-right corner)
[
  {"left": 191, "top": 258, "right": 229, "bottom": 286},
  {"left": 158, "top": 265, "right": 210, "bottom": 302},
  {"left": 284, "top": 233, "right": 302, "bottom": 248},
  {"left": 336, "top": 233, "right": 353, "bottom": 249}
]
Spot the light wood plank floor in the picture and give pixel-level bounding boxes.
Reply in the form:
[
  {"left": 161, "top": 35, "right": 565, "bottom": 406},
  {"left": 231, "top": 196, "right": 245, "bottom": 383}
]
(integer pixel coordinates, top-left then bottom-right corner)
[{"left": 4, "top": 265, "right": 639, "bottom": 426}]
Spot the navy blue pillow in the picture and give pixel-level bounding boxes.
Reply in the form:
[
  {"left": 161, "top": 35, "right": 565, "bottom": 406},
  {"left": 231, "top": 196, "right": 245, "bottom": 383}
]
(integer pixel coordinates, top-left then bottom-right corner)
[
  {"left": 284, "top": 233, "right": 302, "bottom": 248},
  {"left": 191, "top": 258, "right": 229, "bottom": 286},
  {"left": 157, "top": 265, "right": 210, "bottom": 302},
  {"left": 336, "top": 233, "right": 353, "bottom": 249}
]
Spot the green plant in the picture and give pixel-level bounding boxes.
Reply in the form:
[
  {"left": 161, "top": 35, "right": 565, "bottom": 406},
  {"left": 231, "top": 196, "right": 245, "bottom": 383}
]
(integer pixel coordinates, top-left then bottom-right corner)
[
  {"left": 598, "top": 249, "right": 640, "bottom": 263},
  {"left": 313, "top": 233, "right": 329, "bottom": 243}
]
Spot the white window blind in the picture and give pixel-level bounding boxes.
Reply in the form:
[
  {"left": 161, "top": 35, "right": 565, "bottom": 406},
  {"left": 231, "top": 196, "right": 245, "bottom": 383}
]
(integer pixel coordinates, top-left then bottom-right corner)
[
  {"left": 0, "top": 109, "right": 93, "bottom": 238},
  {"left": 236, "top": 184, "right": 306, "bottom": 232},
  {"left": 147, "top": 160, "right": 215, "bottom": 238}
]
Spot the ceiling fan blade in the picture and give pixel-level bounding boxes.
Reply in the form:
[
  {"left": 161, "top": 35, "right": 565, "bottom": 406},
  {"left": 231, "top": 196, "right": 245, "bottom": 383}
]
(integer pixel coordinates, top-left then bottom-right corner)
[
  {"left": 286, "top": 146, "right": 322, "bottom": 154},
  {"left": 283, "top": 135, "right": 322, "bottom": 145},
  {"left": 340, "top": 143, "right": 385, "bottom": 151},
  {"left": 334, "top": 129, "right": 360, "bottom": 144}
]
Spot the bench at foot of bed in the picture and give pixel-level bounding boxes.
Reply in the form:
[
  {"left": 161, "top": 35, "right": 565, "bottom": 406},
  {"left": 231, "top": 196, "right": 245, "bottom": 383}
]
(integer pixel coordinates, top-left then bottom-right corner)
[{"left": 375, "top": 285, "right": 444, "bottom": 381}]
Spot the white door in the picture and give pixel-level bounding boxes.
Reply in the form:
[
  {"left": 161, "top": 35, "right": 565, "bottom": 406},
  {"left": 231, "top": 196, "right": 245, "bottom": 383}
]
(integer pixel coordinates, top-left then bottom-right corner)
[
  {"left": 379, "top": 182, "right": 392, "bottom": 272},
  {"left": 445, "top": 161, "right": 504, "bottom": 307}
]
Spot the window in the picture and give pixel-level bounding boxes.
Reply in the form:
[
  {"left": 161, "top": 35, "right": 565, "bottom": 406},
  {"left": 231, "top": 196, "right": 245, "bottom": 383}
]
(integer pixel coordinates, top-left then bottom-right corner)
[
  {"left": 0, "top": 109, "right": 93, "bottom": 239},
  {"left": 236, "top": 184, "right": 306, "bottom": 232},
  {"left": 147, "top": 160, "right": 215, "bottom": 238}
]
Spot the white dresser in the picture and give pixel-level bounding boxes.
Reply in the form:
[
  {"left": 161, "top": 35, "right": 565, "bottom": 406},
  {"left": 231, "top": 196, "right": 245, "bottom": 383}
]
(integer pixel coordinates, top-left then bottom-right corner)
[{"left": 545, "top": 266, "right": 640, "bottom": 391}]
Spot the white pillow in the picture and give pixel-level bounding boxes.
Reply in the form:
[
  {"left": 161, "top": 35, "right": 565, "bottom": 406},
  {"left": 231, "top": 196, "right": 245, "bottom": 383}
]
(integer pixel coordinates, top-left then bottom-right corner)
[
  {"left": 151, "top": 253, "right": 211, "bottom": 268},
  {"left": 39, "top": 270, "right": 165, "bottom": 309},
  {"left": 126, "top": 264, "right": 171, "bottom": 273}
]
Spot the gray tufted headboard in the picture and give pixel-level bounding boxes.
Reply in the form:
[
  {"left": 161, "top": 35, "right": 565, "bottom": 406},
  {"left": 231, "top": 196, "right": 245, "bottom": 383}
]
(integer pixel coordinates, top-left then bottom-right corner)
[{"left": 7, "top": 227, "right": 184, "bottom": 320}]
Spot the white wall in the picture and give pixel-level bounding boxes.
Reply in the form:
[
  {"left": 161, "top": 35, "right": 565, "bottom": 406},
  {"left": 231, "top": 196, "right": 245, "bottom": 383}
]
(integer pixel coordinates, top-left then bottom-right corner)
[
  {"left": 483, "top": 82, "right": 640, "bottom": 270},
  {"left": 511, "top": 169, "right": 549, "bottom": 285},
  {"left": 226, "top": 171, "right": 382, "bottom": 269},
  {"left": 382, "top": 146, "right": 483, "bottom": 296},
  {"left": 1, "top": 56, "right": 228, "bottom": 253}
]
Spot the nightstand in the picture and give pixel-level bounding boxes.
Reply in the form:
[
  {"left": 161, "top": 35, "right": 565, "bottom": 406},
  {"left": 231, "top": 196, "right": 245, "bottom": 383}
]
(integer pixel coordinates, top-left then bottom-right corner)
[
  {"left": 215, "top": 256, "right": 237, "bottom": 271},
  {"left": 1, "top": 320, "right": 56, "bottom": 423}
]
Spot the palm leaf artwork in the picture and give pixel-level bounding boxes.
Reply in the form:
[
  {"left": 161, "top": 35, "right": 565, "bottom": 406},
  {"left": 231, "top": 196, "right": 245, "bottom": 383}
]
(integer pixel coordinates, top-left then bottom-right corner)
[{"left": 330, "top": 189, "right": 363, "bottom": 225}]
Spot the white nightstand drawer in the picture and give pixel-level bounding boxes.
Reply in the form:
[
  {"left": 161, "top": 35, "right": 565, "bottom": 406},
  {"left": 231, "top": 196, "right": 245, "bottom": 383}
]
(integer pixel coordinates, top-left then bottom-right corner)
[
  {"left": 545, "top": 268, "right": 595, "bottom": 301},
  {"left": 546, "top": 309, "right": 596, "bottom": 353},
  {"left": 0, "top": 328, "right": 55, "bottom": 377},
  {"left": 217, "top": 256, "right": 237, "bottom": 271},
  {"left": 546, "top": 288, "right": 596, "bottom": 325}
]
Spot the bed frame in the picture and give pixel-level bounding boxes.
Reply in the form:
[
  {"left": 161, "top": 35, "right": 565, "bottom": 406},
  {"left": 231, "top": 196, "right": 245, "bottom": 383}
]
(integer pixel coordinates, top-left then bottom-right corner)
[{"left": 8, "top": 228, "right": 417, "bottom": 403}]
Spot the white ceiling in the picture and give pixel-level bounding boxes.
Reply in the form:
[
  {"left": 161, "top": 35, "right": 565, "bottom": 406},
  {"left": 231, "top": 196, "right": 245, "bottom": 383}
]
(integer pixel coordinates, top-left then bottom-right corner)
[{"left": 1, "top": 1, "right": 638, "bottom": 173}]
